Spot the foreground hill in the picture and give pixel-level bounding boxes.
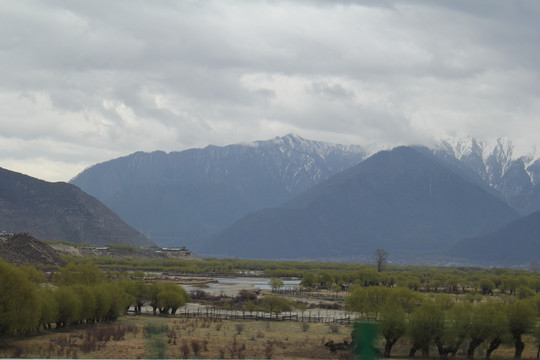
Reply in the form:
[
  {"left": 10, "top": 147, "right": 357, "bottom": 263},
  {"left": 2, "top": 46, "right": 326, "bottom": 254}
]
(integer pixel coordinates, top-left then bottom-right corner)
[
  {"left": 0, "top": 232, "right": 65, "bottom": 266},
  {"left": 449, "top": 210, "right": 540, "bottom": 265},
  {"left": 0, "top": 167, "right": 154, "bottom": 247},
  {"left": 70, "top": 134, "right": 365, "bottom": 247},
  {"left": 204, "top": 147, "right": 519, "bottom": 260}
]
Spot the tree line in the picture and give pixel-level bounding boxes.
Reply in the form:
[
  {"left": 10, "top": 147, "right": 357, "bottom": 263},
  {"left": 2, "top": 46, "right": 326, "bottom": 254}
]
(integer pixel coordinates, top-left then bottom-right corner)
[
  {"left": 0, "top": 260, "right": 189, "bottom": 338},
  {"left": 345, "top": 286, "right": 540, "bottom": 359}
]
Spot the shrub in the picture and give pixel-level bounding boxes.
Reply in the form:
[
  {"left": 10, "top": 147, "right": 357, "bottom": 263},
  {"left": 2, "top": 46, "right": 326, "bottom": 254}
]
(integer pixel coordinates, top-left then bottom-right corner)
[{"left": 328, "top": 323, "right": 340, "bottom": 334}]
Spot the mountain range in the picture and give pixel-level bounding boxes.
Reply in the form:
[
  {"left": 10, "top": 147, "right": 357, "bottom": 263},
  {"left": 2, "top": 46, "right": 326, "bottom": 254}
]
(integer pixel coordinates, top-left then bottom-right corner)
[
  {"left": 0, "top": 167, "right": 153, "bottom": 247},
  {"left": 69, "top": 134, "right": 540, "bottom": 265},
  {"left": 203, "top": 146, "right": 518, "bottom": 260},
  {"left": 435, "top": 136, "right": 540, "bottom": 215},
  {"left": 70, "top": 134, "right": 365, "bottom": 248}
]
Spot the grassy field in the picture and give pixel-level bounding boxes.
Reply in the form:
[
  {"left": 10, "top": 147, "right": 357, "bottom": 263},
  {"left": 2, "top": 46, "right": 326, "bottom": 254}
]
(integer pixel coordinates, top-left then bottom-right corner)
[
  {"left": 0, "top": 316, "right": 353, "bottom": 359},
  {"left": 2, "top": 314, "right": 540, "bottom": 359}
]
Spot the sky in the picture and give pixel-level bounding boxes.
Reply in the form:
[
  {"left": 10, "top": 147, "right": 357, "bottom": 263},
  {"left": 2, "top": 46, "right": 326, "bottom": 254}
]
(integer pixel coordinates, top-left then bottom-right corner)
[{"left": 1, "top": 1, "right": 540, "bottom": 182}]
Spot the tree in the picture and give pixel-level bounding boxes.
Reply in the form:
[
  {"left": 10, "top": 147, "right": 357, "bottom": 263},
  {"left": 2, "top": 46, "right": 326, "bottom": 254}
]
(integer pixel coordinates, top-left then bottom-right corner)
[
  {"left": 300, "top": 272, "right": 316, "bottom": 289},
  {"left": 0, "top": 259, "right": 41, "bottom": 336},
  {"left": 380, "top": 303, "right": 407, "bottom": 357},
  {"left": 479, "top": 278, "right": 495, "bottom": 295},
  {"left": 466, "top": 302, "right": 507, "bottom": 360},
  {"left": 73, "top": 285, "right": 97, "bottom": 323},
  {"left": 54, "top": 286, "right": 83, "bottom": 327},
  {"left": 485, "top": 302, "right": 509, "bottom": 359},
  {"left": 387, "top": 287, "right": 423, "bottom": 314},
  {"left": 375, "top": 249, "right": 388, "bottom": 273},
  {"left": 507, "top": 299, "right": 536, "bottom": 359},
  {"left": 260, "top": 295, "right": 293, "bottom": 318},
  {"left": 435, "top": 303, "right": 471, "bottom": 359},
  {"left": 408, "top": 300, "right": 444, "bottom": 358},
  {"left": 345, "top": 286, "right": 391, "bottom": 320},
  {"left": 38, "top": 287, "right": 58, "bottom": 330},
  {"left": 156, "top": 283, "right": 188, "bottom": 315},
  {"left": 269, "top": 278, "right": 284, "bottom": 292},
  {"left": 123, "top": 280, "right": 148, "bottom": 315},
  {"left": 53, "top": 262, "right": 106, "bottom": 286}
]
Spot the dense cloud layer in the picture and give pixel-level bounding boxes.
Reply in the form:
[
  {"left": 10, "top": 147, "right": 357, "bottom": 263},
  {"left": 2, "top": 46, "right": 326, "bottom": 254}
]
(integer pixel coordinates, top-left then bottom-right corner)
[{"left": 1, "top": 1, "right": 539, "bottom": 181}]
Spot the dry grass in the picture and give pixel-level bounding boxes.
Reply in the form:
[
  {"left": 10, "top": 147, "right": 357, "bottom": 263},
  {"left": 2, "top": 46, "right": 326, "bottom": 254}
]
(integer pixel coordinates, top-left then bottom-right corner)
[
  {"left": 0, "top": 316, "right": 351, "bottom": 359},
  {"left": 2, "top": 315, "right": 538, "bottom": 359}
]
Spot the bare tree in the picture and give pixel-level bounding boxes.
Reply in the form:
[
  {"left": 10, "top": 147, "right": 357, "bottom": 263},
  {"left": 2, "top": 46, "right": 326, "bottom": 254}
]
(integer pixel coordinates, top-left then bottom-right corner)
[{"left": 375, "top": 249, "right": 388, "bottom": 273}]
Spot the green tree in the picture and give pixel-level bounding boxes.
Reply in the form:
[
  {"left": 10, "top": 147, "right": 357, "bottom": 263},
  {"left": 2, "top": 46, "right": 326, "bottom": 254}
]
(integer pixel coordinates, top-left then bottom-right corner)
[
  {"left": 485, "top": 302, "right": 509, "bottom": 359},
  {"left": 0, "top": 259, "right": 41, "bottom": 336},
  {"left": 516, "top": 285, "right": 535, "bottom": 299},
  {"left": 408, "top": 300, "right": 444, "bottom": 358},
  {"left": 38, "top": 287, "right": 58, "bottom": 330},
  {"left": 55, "top": 286, "right": 82, "bottom": 327},
  {"left": 435, "top": 303, "right": 471, "bottom": 359},
  {"left": 466, "top": 302, "right": 507, "bottom": 359},
  {"left": 156, "top": 283, "right": 188, "bottom": 315},
  {"left": 507, "top": 299, "right": 536, "bottom": 359},
  {"left": 260, "top": 295, "right": 293, "bottom": 318},
  {"left": 479, "top": 278, "right": 495, "bottom": 295},
  {"left": 387, "top": 287, "right": 423, "bottom": 314},
  {"left": 123, "top": 280, "right": 148, "bottom": 315},
  {"left": 53, "top": 263, "right": 106, "bottom": 286},
  {"left": 380, "top": 303, "right": 407, "bottom": 357},
  {"left": 269, "top": 278, "right": 284, "bottom": 292},
  {"left": 73, "top": 285, "right": 97, "bottom": 323},
  {"left": 346, "top": 286, "right": 391, "bottom": 320},
  {"left": 300, "top": 272, "right": 316, "bottom": 289}
]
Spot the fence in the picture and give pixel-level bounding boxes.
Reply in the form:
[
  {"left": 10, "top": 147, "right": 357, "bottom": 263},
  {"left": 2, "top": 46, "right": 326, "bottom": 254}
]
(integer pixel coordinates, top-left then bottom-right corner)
[
  {"left": 129, "top": 307, "right": 357, "bottom": 324},
  {"left": 273, "top": 288, "right": 348, "bottom": 301}
]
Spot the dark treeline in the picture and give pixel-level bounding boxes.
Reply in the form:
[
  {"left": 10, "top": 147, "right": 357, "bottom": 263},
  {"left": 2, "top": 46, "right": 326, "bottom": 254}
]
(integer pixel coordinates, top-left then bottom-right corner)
[
  {"left": 345, "top": 286, "right": 540, "bottom": 359},
  {"left": 0, "top": 259, "right": 189, "bottom": 338},
  {"left": 66, "top": 254, "right": 540, "bottom": 296}
]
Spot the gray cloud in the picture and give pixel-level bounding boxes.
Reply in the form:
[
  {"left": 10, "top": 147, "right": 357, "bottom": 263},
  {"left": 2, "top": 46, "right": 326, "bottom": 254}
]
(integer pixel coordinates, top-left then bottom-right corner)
[{"left": 0, "top": 0, "right": 539, "bottom": 181}]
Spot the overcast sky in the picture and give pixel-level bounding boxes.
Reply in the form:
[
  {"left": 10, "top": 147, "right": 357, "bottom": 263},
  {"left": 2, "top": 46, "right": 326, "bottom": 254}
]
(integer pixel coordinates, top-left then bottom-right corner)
[{"left": 1, "top": 1, "right": 540, "bottom": 182}]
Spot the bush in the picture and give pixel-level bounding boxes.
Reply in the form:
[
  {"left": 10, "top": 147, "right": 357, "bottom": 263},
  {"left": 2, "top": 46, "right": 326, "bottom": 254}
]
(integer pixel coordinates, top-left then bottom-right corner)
[{"left": 328, "top": 323, "right": 340, "bottom": 334}]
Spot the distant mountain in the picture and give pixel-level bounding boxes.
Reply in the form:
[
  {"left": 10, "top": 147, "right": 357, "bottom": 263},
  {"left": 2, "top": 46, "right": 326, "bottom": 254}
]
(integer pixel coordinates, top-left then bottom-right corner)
[
  {"left": 203, "top": 147, "right": 519, "bottom": 260},
  {"left": 449, "top": 210, "right": 540, "bottom": 265},
  {"left": 0, "top": 167, "right": 153, "bottom": 247},
  {"left": 435, "top": 136, "right": 540, "bottom": 214},
  {"left": 70, "top": 134, "right": 366, "bottom": 248}
]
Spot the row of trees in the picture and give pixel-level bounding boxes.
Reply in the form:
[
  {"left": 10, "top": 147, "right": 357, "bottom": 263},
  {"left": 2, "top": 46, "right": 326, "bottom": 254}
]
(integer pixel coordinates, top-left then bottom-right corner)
[
  {"left": 299, "top": 267, "right": 540, "bottom": 296},
  {"left": 0, "top": 260, "right": 189, "bottom": 337},
  {"left": 346, "top": 286, "right": 540, "bottom": 359}
]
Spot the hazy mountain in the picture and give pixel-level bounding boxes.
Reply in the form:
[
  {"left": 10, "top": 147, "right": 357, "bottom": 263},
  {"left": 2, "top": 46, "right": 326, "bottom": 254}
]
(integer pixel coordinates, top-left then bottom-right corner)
[
  {"left": 436, "top": 136, "right": 540, "bottom": 214},
  {"left": 0, "top": 167, "right": 153, "bottom": 247},
  {"left": 449, "top": 209, "right": 540, "bottom": 265},
  {"left": 203, "top": 147, "right": 519, "bottom": 260},
  {"left": 70, "top": 134, "right": 366, "bottom": 247}
]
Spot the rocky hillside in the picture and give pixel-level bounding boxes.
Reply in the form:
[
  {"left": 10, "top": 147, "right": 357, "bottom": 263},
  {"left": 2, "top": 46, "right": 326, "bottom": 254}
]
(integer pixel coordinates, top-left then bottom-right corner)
[
  {"left": 0, "top": 167, "right": 154, "bottom": 247},
  {"left": 0, "top": 233, "right": 65, "bottom": 266},
  {"left": 50, "top": 243, "right": 199, "bottom": 260},
  {"left": 436, "top": 136, "right": 540, "bottom": 214}
]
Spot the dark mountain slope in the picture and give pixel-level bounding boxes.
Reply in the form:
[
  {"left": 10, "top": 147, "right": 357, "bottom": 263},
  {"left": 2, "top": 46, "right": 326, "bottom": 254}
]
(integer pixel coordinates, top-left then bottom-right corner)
[
  {"left": 70, "top": 134, "right": 365, "bottom": 247},
  {"left": 449, "top": 210, "right": 540, "bottom": 265},
  {"left": 204, "top": 147, "right": 519, "bottom": 260},
  {"left": 0, "top": 233, "right": 65, "bottom": 266},
  {"left": 0, "top": 167, "right": 153, "bottom": 247}
]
